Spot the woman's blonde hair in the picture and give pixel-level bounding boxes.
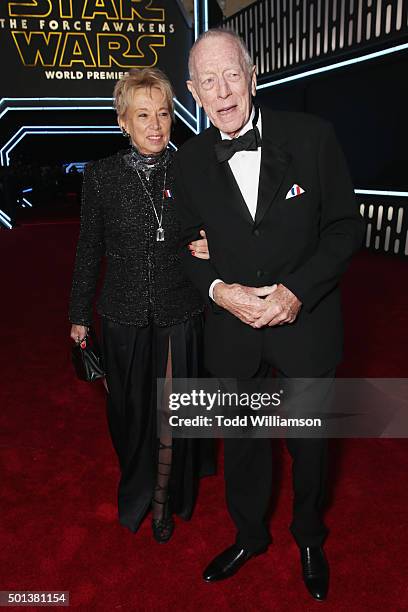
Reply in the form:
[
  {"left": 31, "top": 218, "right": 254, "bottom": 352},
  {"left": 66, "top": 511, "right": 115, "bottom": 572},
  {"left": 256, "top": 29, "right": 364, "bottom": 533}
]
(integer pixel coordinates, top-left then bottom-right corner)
[{"left": 113, "top": 68, "right": 175, "bottom": 121}]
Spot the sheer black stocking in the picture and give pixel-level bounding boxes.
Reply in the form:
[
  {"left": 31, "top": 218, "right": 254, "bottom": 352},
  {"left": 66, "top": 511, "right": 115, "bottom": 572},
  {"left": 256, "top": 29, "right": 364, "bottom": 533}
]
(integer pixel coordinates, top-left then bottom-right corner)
[{"left": 152, "top": 339, "right": 174, "bottom": 542}]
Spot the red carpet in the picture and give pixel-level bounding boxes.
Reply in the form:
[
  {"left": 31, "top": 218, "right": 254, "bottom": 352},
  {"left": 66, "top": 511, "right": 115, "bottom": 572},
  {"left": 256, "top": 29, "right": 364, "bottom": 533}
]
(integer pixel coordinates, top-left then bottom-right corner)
[{"left": 0, "top": 223, "right": 407, "bottom": 611}]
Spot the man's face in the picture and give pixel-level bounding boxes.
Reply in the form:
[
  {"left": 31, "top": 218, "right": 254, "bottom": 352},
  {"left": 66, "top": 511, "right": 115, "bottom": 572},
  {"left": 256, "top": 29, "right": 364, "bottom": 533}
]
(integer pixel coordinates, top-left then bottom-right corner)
[{"left": 187, "top": 36, "right": 256, "bottom": 138}]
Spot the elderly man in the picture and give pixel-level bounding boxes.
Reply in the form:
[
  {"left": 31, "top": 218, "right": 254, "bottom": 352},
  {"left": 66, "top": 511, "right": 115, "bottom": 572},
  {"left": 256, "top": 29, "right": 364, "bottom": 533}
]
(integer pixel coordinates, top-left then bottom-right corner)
[{"left": 174, "top": 29, "right": 363, "bottom": 599}]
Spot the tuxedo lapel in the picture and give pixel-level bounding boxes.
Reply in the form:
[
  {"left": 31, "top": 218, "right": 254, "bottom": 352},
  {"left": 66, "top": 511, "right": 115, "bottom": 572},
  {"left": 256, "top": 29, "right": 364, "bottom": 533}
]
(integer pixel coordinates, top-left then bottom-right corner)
[
  {"left": 202, "top": 114, "right": 292, "bottom": 228},
  {"left": 206, "top": 128, "right": 254, "bottom": 226},
  {"left": 254, "top": 112, "right": 292, "bottom": 227}
]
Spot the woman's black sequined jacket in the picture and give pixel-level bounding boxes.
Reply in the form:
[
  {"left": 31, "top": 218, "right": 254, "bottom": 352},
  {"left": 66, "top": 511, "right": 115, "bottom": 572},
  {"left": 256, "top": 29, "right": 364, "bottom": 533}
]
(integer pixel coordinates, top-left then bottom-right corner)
[{"left": 69, "top": 149, "right": 204, "bottom": 327}]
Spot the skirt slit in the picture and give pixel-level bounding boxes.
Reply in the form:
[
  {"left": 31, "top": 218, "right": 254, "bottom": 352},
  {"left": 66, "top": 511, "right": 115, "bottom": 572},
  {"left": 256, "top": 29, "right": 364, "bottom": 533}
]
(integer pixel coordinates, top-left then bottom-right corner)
[{"left": 101, "top": 315, "right": 215, "bottom": 533}]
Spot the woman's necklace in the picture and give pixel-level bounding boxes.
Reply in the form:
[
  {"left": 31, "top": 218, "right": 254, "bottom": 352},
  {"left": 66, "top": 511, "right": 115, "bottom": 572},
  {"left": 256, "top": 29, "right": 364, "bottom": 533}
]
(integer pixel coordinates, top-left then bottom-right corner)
[{"left": 135, "top": 165, "right": 167, "bottom": 242}]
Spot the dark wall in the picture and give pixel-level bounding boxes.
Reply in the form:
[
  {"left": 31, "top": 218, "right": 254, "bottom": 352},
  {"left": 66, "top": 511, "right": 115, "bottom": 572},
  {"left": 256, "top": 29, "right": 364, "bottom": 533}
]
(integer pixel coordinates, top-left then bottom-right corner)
[
  {"left": 4, "top": 50, "right": 408, "bottom": 193},
  {"left": 3, "top": 109, "right": 193, "bottom": 167},
  {"left": 257, "top": 52, "right": 408, "bottom": 190}
]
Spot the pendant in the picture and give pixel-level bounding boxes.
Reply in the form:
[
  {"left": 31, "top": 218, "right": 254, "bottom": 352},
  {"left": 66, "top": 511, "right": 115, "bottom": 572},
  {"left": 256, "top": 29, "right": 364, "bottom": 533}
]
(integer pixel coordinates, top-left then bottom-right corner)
[{"left": 156, "top": 227, "right": 165, "bottom": 242}]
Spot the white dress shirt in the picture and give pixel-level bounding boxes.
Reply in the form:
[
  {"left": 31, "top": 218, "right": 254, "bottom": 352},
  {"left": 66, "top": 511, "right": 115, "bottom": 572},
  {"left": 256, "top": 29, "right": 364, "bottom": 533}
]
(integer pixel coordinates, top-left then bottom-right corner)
[{"left": 209, "top": 108, "right": 262, "bottom": 300}]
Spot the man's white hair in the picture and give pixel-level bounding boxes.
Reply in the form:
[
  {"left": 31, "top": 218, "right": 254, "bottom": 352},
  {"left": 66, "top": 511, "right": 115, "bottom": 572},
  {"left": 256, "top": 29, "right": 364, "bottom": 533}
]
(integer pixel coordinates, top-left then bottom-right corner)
[{"left": 188, "top": 28, "right": 254, "bottom": 81}]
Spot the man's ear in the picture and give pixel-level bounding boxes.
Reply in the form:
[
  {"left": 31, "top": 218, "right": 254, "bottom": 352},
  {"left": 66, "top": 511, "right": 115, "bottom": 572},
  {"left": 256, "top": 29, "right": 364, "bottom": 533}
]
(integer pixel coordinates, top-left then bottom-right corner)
[
  {"left": 250, "top": 66, "right": 257, "bottom": 97},
  {"left": 186, "top": 80, "right": 202, "bottom": 108}
]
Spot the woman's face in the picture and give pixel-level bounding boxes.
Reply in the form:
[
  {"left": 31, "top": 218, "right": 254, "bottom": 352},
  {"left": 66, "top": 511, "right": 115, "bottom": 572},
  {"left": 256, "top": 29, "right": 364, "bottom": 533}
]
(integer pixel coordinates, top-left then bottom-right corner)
[{"left": 120, "top": 86, "right": 172, "bottom": 155}]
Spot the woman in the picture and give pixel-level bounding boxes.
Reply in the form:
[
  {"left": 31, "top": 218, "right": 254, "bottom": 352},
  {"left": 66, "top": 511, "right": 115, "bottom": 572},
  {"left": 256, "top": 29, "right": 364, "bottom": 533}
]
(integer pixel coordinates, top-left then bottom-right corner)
[{"left": 69, "top": 68, "right": 213, "bottom": 543}]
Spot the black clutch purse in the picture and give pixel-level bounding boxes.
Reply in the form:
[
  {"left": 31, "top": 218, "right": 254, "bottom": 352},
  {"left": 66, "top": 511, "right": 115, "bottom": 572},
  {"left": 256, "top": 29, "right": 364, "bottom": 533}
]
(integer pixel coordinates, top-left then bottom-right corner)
[{"left": 71, "top": 327, "right": 104, "bottom": 382}]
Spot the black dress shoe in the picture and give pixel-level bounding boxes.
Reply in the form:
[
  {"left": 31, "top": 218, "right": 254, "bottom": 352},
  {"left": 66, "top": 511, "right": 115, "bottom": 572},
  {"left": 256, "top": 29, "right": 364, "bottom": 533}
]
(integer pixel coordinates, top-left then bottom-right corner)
[
  {"left": 203, "top": 544, "right": 266, "bottom": 582},
  {"left": 300, "top": 546, "right": 329, "bottom": 601}
]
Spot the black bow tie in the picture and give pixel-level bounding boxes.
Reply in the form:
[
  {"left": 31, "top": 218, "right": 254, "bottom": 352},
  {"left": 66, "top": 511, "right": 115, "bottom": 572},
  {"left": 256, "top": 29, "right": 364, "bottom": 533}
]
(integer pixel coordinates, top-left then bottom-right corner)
[{"left": 215, "top": 126, "right": 261, "bottom": 163}]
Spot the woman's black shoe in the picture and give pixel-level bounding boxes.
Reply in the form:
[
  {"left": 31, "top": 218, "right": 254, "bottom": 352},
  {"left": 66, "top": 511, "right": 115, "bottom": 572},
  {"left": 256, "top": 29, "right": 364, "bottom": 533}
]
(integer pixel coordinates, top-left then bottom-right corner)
[
  {"left": 152, "top": 491, "right": 174, "bottom": 543},
  {"left": 152, "top": 441, "right": 174, "bottom": 543}
]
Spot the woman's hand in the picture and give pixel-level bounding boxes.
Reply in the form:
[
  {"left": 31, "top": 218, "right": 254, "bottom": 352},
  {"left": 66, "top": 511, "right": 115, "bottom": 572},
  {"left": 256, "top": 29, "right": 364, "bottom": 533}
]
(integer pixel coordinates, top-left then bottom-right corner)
[
  {"left": 189, "top": 229, "right": 209, "bottom": 260},
  {"left": 70, "top": 324, "right": 88, "bottom": 343}
]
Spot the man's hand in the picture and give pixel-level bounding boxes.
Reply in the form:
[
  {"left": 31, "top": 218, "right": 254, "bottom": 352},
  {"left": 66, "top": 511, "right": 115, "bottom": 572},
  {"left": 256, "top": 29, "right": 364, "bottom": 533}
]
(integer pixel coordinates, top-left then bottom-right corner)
[
  {"left": 213, "top": 282, "right": 277, "bottom": 325},
  {"left": 252, "top": 284, "right": 302, "bottom": 328},
  {"left": 189, "top": 229, "right": 209, "bottom": 259}
]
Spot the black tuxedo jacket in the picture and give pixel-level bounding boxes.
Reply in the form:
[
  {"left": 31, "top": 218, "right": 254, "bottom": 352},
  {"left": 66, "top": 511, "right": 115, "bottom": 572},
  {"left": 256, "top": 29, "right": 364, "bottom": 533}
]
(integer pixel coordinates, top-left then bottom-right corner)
[{"left": 174, "top": 107, "right": 364, "bottom": 377}]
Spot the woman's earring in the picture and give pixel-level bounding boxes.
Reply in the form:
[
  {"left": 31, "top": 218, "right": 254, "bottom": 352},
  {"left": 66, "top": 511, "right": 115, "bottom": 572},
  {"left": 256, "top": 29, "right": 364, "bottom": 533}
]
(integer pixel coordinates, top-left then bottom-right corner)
[{"left": 121, "top": 127, "right": 129, "bottom": 138}]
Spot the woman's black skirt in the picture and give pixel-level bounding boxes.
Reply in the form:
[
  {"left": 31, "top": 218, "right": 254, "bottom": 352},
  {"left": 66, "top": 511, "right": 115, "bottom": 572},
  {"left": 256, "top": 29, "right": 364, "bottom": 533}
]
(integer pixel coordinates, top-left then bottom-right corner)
[{"left": 101, "top": 314, "right": 215, "bottom": 533}]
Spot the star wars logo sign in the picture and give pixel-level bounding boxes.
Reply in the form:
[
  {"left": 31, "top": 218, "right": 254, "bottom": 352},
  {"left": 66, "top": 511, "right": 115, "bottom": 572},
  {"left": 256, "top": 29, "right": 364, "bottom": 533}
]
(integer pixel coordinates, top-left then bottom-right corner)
[{"left": 2, "top": 0, "right": 174, "bottom": 76}]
